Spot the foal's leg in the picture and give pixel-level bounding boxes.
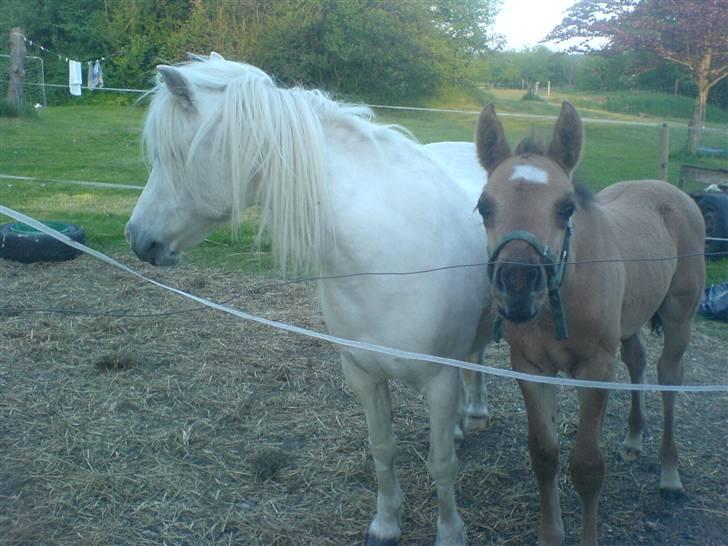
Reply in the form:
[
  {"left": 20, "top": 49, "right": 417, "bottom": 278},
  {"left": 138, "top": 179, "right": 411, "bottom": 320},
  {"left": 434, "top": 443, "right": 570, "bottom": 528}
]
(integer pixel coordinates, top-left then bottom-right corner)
[
  {"left": 341, "top": 354, "right": 403, "bottom": 545},
  {"left": 570, "top": 381, "right": 610, "bottom": 546},
  {"left": 425, "top": 368, "right": 467, "bottom": 546},
  {"left": 517, "top": 373, "right": 564, "bottom": 546},
  {"left": 620, "top": 333, "right": 647, "bottom": 460},
  {"left": 656, "top": 319, "right": 692, "bottom": 499}
]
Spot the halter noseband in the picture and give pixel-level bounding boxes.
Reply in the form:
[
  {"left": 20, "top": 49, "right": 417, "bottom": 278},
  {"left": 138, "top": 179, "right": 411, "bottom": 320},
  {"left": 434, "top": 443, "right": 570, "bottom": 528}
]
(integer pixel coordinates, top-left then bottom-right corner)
[{"left": 488, "top": 217, "right": 574, "bottom": 341}]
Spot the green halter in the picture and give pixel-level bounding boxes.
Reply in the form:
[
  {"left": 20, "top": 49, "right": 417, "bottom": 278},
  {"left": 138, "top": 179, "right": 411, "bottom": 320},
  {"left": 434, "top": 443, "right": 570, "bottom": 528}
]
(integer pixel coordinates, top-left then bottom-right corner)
[{"left": 488, "top": 217, "right": 574, "bottom": 341}]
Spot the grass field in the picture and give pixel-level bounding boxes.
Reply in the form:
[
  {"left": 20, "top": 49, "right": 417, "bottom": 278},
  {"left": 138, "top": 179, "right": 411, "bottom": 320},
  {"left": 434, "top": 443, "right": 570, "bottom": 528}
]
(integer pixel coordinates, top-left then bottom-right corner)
[{"left": 0, "top": 95, "right": 726, "bottom": 281}]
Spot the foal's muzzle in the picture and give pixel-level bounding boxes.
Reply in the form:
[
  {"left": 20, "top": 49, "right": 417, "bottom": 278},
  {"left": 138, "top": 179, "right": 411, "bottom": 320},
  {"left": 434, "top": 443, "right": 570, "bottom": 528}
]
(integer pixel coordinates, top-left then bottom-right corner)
[
  {"left": 487, "top": 219, "right": 573, "bottom": 340},
  {"left": 492, "top": 257, "right": 547, "bottom": 323}
]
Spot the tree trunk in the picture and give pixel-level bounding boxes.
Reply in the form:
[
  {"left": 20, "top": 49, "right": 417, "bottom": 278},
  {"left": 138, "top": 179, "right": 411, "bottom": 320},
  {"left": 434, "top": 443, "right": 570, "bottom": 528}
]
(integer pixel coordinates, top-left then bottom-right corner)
[
  {"left": 687, "top": 51, "right": 713, "bottom": 155},
  {"left": 6, "top": 27, "right": 27, "bottom": 107},
  {"left": 687, "top": 90, "right": 709, "bottom": 155}
]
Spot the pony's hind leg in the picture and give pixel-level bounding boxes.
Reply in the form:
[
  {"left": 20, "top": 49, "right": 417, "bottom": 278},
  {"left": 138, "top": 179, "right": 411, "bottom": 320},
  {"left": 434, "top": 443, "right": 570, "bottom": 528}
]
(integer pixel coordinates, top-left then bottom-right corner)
[
  {"left": 620, "top": 332, "right": 648, "bottom": 460},
  {"left": 425, "top": 368, "right": 467, "bottom": 546},
  {"left": 463, "top": 356, "right": 489, "bottom": 432},
  {"left": 340, "top": 354, "right": 403, "bottom": 545},
  {"left": 656, "top": 317, "right": 692, "bottom": 500}
]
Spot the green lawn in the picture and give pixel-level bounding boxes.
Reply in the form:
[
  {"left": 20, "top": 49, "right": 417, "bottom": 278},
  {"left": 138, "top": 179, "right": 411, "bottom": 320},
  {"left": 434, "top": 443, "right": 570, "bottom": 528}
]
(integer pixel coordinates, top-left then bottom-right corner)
[{"left": 1, "top": 99, "right": 726, "bottom": 280}]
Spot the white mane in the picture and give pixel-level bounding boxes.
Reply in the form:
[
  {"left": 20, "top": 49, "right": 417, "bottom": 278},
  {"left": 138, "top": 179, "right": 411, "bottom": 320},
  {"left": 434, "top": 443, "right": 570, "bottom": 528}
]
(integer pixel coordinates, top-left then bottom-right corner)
[{"left": 142, "top": 56, "right": 402, "bottom": 274}]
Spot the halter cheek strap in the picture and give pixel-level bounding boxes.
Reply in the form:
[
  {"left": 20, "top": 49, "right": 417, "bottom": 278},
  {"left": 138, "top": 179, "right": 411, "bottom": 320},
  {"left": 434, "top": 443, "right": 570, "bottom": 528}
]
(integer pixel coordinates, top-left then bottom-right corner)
[{"left": 489, "top": 217, "right": 574, "bottom": 341}]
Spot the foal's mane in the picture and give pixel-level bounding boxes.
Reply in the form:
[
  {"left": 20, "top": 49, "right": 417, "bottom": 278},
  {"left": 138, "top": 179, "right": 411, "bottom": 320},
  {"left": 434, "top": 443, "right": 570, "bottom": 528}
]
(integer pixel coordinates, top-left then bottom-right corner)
[{"left": 143, "top": 56, "right": 393, "bottom": 274}]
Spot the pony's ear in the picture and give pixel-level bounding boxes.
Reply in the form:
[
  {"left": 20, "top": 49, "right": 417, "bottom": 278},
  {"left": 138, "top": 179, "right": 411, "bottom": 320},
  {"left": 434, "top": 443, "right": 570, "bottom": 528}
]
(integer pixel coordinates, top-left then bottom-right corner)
[
  {"left": 476, "top": 104, "right": 512, "bottom": 173},
  {"left": 209, "top": 51, "right": 225, "bottom": 61},
  {"left": 157, "top": 65, "right": 196, "bottom": 113},
  {"left": 547, "top": 102, "right": 582, "bottom": 174}
]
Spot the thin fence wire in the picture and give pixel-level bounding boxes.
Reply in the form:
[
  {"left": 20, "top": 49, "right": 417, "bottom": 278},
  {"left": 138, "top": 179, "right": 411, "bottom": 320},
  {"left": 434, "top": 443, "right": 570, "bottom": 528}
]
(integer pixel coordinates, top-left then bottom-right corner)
[
  {"left": 0, "top": 54, "right": 46, "bottom": 106},
  {"left": 2, "top": 203, "right": 727, "bottom": 393}
]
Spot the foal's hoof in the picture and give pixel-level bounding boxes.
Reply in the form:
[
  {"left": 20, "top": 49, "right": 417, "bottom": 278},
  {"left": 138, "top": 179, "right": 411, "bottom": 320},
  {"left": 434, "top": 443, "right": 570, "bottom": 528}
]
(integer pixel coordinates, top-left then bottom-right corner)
[
  {"left": 659, "top": 487, "right": 686, "bottom": 502},
  {"left": 364, "top": 533, "right": 399, "bottom": 546},
  {"left": 620, "top": 445, "right": 642, "bottom": 462},
  {"left": 465, "top": 414, "right": 490, "bottom": 433}
]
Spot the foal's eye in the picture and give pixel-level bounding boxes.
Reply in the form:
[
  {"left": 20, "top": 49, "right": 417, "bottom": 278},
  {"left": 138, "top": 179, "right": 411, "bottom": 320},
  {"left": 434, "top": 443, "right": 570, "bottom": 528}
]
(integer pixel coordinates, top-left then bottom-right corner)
[
  {"left": 477, "top": 198, "right": 493, "bottom": 220},
  {"left": 559, "top": 202, "right": 576, "bottom": 219}
]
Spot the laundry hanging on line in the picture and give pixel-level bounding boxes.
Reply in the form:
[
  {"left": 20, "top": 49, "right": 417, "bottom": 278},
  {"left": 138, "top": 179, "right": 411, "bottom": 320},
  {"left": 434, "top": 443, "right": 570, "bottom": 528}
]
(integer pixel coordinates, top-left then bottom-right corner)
[
  {"left": 87, "top": 60, "right": 104, "bottom": 90},
  {"left": 68, "top": 60, "right": 83, "bottom": 96}
]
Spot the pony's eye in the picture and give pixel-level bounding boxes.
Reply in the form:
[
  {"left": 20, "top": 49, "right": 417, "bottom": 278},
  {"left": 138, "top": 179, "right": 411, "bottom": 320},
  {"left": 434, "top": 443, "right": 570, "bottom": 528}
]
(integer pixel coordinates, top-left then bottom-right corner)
[{"left": 559, "top": 202, "right": 576, "bottom": 219}]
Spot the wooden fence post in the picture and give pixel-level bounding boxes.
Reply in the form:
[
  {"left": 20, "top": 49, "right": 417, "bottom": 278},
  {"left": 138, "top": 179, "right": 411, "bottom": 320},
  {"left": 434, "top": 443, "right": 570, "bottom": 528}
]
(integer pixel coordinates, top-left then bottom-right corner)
[
  {"left": 658, "top": 123, "right": 670, "bottom": 181},
  {"left": 7, "top": 27, "right": 26, "bottom": 107}
]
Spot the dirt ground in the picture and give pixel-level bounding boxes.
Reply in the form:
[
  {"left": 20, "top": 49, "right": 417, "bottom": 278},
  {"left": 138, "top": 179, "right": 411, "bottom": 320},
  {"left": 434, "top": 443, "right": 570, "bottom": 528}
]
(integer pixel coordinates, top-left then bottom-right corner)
[{"left": 1, "top": 253, "right": 727, "bottom": 545}]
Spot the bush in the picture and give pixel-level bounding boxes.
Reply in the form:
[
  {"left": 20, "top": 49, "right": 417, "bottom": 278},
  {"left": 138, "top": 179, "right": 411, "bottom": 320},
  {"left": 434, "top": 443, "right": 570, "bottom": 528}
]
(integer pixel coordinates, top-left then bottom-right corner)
[
  {"left": 0, "top": 99, "right": 38, "bottom": 118},
  {"left": 522, "top": 90, "right": 545, "bottom": 101}
]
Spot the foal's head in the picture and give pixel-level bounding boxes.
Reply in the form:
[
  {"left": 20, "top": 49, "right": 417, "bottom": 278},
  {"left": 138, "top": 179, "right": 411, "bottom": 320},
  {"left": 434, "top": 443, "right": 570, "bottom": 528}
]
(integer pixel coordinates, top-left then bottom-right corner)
[{"left": 475, "top": 102, "right": 584, "bottom": 324}]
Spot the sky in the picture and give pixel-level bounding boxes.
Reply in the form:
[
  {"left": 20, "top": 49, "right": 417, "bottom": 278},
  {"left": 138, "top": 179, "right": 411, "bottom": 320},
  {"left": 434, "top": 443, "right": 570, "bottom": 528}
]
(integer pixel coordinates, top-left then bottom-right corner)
[{"left": 495, "top": 0, "right": 575, "bottom": 51}]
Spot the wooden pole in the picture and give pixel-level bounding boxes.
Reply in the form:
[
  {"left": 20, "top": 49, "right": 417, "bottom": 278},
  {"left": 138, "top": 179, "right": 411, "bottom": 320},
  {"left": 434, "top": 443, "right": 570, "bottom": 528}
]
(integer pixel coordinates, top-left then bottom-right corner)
[
  {"left": 7, "top": 27, "right": 26, "bottom": 107},
  {"left": 547, "top": 80, "right": 551, "bottom": 97},
  {"left": 658, "top": 123, "right": 670, "bottom": 181}
]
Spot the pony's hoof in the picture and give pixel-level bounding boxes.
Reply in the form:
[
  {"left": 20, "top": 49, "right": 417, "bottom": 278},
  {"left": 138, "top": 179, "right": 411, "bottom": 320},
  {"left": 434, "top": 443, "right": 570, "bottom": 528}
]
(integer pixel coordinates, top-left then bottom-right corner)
[
  {"left": 659, "top": 487, "right": 685, "bottom": 502},
  {"left": 364, "top": 533, "right": 399, "bottom": 546},
  {"left": 454, "top": 423, "right": 465, "bottom": 442}
]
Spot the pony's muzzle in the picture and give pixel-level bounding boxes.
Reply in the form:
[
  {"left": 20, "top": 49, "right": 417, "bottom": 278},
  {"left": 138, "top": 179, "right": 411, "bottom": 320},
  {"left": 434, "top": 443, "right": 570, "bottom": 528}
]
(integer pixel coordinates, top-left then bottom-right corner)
[
  {"left": 125, "top": 222, "right": 180, "bottom": 267},
  {"left": 492, "top": 259, "right": 547, "bottom": 323}
]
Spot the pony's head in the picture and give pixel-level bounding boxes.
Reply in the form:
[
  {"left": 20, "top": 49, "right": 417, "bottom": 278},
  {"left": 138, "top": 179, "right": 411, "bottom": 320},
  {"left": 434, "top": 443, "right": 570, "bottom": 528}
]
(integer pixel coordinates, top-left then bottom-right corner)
[
  {"left": 475, "top": 102, "right": 585, "bottom": 324},
  {"left": 126, "top": 52, "right": 267, "bottom": 265},
  {"left": 126, "top": 52, "right": 329, "bottom": 271}
]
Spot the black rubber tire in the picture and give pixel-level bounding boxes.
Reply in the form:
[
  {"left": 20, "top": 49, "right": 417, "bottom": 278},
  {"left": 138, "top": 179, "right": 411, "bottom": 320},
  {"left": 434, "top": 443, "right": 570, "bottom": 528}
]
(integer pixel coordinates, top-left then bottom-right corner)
[
  {"left": 698, "top": 194, "right": 728, "bottom": 260},
  {"left": 0, "top": 221, "right": 85, "bottom": 263}
]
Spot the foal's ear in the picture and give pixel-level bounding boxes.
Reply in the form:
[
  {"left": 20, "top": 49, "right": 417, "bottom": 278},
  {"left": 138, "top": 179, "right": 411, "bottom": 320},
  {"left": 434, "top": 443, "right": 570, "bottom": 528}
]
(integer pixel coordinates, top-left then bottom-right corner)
[
  {"left": 475, "top": 104, "right": 512, "bottom": 173},
  {"left": 547, "top": 102, "right": 582, "bottom": 174},
  {"left": 157, "top": 65, "right": 196, "bottom": 113}
]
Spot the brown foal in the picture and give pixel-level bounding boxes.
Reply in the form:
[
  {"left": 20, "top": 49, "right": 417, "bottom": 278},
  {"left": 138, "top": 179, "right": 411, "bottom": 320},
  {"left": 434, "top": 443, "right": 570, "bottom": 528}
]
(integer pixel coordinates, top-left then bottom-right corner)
[{"left": 474, "top": 102, "right": 705, "bottom": 545}]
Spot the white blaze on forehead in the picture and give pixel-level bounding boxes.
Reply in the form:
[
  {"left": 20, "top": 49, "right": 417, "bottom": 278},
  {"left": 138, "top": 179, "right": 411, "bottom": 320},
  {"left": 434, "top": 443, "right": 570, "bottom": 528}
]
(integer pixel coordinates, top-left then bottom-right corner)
[{"left": 509, "top": 165, "right": 549, "bottom": 184}]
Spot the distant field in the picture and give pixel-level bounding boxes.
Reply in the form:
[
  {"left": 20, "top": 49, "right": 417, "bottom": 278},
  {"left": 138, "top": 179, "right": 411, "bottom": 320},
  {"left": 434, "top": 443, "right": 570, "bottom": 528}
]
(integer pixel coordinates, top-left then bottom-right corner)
[{"left": 0, "top": 98, "right": 726, "bottom": 280}]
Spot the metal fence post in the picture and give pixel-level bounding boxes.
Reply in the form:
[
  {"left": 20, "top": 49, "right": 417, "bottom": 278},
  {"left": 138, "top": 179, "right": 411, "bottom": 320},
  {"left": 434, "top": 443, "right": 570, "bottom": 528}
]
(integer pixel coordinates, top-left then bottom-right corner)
[{"left": 658, "top": 123, "right": 670, "bottom": 181}]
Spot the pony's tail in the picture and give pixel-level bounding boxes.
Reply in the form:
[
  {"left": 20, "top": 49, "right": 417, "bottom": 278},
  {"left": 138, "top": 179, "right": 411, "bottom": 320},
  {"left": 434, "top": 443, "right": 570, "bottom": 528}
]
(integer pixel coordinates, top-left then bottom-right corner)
[{"left": 650, "top": 313, "right": 663, "bottom": 337}]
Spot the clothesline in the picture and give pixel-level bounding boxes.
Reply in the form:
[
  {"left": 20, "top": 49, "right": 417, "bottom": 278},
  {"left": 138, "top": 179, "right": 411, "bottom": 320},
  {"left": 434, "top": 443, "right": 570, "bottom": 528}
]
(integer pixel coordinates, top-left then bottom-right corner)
[{"left": 20, "top": 33, "right": 121, "bottom": 64}]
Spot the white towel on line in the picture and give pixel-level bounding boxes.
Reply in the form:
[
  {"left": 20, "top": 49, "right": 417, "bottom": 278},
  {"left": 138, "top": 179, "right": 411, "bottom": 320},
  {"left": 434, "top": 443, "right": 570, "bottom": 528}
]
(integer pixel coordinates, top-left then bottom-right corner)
[{"left": 69, "top": 60, "right": 82, "bottom": 96}]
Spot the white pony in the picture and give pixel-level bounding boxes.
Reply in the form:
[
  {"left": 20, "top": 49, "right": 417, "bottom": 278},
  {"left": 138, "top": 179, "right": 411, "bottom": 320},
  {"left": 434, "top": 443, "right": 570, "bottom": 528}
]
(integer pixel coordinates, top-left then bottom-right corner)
[{"left": 125, "top": 53, "right": 492, "bottom": 546}]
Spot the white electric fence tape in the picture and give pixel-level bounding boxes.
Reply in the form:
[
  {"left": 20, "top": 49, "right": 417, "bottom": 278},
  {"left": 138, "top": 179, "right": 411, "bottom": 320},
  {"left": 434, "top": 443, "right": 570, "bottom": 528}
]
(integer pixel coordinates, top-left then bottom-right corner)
[{"left": 1, "top": 204, "right": 727, "bottom": 393}]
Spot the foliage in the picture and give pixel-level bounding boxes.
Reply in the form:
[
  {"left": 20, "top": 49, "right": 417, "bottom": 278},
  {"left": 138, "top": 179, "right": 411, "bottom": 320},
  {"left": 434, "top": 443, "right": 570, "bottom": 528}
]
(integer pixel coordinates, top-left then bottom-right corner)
[
  {"left": 0, "top": 98, "right": 37, "bottom": 117},
  {"left": 0, "top": 0, "right": 500, "bottom": 104},
  {"left": 546, "top": 0, "right": 728, "bottom": 152}
]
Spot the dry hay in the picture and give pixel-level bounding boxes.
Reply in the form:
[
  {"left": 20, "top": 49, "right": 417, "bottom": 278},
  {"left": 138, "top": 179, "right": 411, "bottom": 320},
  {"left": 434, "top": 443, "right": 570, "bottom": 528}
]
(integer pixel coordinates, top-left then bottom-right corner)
[{"left": 0, "top": 253, "right": 727, "bottom": 545}]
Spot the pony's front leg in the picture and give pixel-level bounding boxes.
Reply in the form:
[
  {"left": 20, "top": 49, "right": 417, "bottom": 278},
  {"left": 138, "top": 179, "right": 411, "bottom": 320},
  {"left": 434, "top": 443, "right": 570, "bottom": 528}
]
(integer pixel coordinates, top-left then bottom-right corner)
[
  {"left": 341, "top": 354, "right": 402, "bottom": 546},
  {"left": 517, "top": 374, "right": 564, "bottom": 546},
  {"left": 425, "top": 368, "right": 467, "bottom": 546},
  {"left": 569, "top": 366, "right": 612, "bottom": 546}
]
